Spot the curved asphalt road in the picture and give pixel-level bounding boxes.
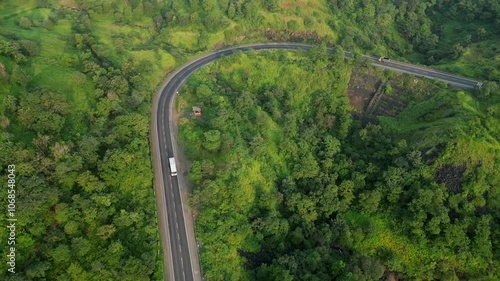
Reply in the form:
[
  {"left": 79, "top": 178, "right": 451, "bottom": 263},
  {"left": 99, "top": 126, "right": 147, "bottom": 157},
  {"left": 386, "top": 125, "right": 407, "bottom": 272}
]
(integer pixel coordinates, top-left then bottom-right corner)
[
  {"left": 151, "top": 43, "right": 481, "bottom": 281},
  {"left": 364, "top": 55, "right": 481, "bottom": 89}
]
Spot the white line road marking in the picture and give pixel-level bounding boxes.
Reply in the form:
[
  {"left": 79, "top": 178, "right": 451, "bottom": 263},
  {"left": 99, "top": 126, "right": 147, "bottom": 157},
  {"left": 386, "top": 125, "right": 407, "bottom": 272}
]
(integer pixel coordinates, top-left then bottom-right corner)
[{"left": 169, "top": 181, "right": 175, "bottom": 201}]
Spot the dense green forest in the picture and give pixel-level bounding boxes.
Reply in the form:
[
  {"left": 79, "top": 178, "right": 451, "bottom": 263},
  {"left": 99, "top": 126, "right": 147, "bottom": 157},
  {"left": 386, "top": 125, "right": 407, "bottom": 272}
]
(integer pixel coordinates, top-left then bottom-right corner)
[
  {"left": 0, "top": 0, "right": 165, "bottom": 279},
  {"left": 0, "top": 0, "right": 498, "bottom": 280},
  {"left": 179, "top": 49, "right": 499, "bottom": 280}
]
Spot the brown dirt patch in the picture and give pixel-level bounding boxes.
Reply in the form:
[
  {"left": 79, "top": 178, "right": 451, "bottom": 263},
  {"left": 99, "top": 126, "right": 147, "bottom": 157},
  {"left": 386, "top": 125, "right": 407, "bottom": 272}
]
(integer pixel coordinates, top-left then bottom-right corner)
[
  {"left": 347, "top": 70, "right": 412, "bottom": 118},
  {"left": 347, "top": 70, "right": 380, "bottom": 112},
  {"left": 371, "top": 90, "right": 407, "bottom": 117},
  {"left": 436, "top": 164, "right": 467, "bottom": 194},
  {"left": 383, "top": 270, "right": 399, "bottom": 281},
  {"left": 60, "top": 0, "right": 77, "bottom": 8},
  {"left": 282, "top": 1, "right": 306, "bottom": 8},
  {"left": 262, "top": 29, "right": 321, "bottom": 43},
  {"left": 0, "top": 63, "right": 7, "bottom": 77},
  {"left": 213, "top": 41, "right": 226, "bottom": 50}
]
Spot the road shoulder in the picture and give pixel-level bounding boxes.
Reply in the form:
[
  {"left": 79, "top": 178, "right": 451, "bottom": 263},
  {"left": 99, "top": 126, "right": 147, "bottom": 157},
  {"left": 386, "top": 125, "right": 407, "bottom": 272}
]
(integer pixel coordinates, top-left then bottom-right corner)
[{"left": 170, "top": 92, "right": 203, "bottom": 281}]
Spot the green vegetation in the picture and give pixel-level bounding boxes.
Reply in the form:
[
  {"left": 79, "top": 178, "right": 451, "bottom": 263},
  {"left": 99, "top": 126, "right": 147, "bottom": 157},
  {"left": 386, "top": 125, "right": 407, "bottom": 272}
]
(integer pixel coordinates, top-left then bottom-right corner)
[
  {"left": 150, "top": 0, "right": 499, "bottom": 82},
  {"left": 179, "top": 49, "right": 499, "bottom": 280},
  {"left": 0, "top": 0, "right": 164, "bottom": 279},
  {"left": 0, "top": 0, "right": 498, "bottom": 280}
]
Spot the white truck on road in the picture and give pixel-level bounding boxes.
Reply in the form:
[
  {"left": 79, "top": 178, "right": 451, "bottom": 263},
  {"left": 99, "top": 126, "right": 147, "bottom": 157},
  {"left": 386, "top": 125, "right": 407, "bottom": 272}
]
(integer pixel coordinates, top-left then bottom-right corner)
[{"left": 169, "top": 157, "right": 177, "bottom": 176}]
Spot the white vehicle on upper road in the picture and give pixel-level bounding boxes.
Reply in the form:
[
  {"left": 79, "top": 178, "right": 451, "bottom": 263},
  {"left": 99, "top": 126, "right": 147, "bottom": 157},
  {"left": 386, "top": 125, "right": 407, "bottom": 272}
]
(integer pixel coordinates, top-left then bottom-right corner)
[{"left": 169, "top": 157, "right": 177, "bottom": 176}]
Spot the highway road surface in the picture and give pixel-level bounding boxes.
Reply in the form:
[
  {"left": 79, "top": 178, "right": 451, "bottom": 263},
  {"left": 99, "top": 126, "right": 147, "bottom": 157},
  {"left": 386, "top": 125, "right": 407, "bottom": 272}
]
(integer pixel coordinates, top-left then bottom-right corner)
[
  {"left": 151, "top": 43, "right": 481, "bottom": 281},
  {"left": 363, "top": 55, "right": 481, "bottom": 89}
]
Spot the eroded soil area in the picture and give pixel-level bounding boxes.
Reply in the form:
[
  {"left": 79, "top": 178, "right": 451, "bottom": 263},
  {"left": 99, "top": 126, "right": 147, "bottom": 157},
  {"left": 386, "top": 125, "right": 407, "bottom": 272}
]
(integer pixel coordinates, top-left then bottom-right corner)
[
  {"left": 347, "top": 70, "right": 380, "bottom": 112},
  {"left": 346, "top": 68, "right": 430, "bottom": 118}
]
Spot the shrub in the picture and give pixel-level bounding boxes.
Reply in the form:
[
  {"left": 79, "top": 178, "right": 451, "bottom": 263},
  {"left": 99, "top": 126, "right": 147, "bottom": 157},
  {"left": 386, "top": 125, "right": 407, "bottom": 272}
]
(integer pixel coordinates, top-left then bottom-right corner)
[
  {"left": 287, "top": 20, "right": 300, "bottom": 32},
  {"left": 20, "top": 40, "right": 40, "bottom": 56},
  {"left": 43, "top": 18, "right": 55, "bottom": 30},
  {"left": 385, "top": 84, "right": 393, "bottom": 96},
  {"left": 18, "top": 16, "right": 32, "bottom": 29}
]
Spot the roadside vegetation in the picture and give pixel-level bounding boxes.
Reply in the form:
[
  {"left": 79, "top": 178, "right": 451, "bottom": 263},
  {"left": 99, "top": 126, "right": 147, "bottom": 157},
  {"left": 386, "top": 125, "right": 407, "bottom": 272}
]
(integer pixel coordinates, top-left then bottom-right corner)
[
  {"left": 0, "top": 0, "right": 498, "bottom": 280},
  {"left": 0, "top": 0, "right": 165, "bottom": 279},
  {"left": 178, "top": 49, "right": 499, "bottom": 280}
]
